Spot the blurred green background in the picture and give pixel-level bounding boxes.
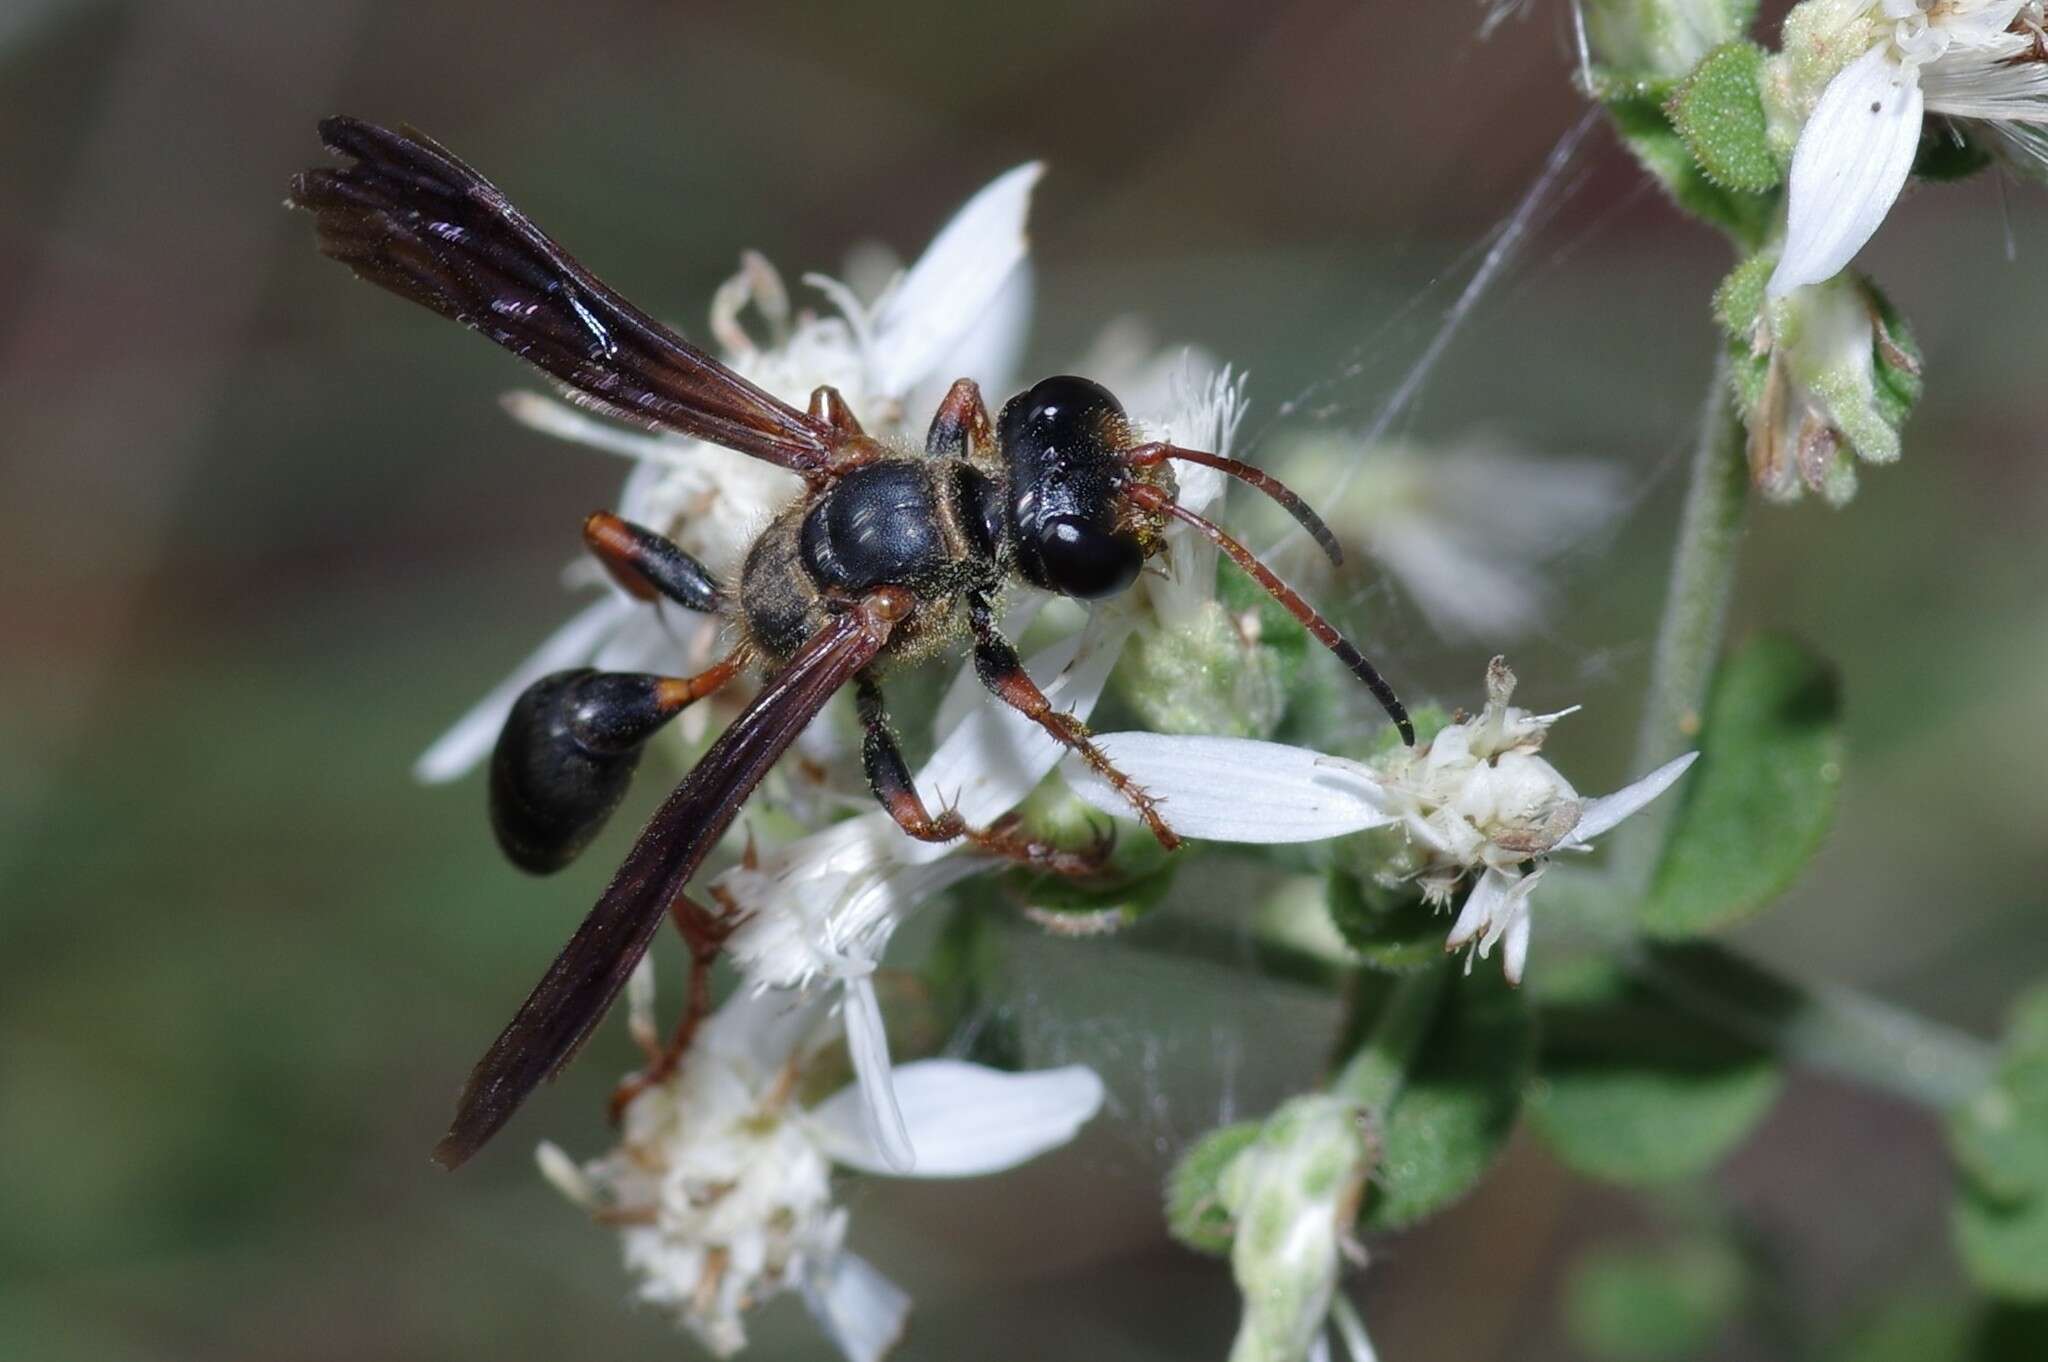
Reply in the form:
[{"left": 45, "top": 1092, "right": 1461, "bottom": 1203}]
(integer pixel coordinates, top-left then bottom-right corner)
[{"left": 4, "top": 1, "right": 2045, "bottom": 1358}]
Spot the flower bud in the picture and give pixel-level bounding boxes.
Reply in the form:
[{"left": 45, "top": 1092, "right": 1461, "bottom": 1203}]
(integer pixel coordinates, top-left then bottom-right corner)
[
  {"left": 1581, "top": 0, "right": 1760, "bottom": 89},
  {"left": 1759, "top": 0, "right": 1887, "bottom": 159},
  {"left": 1717, "top": 256, "right": 1922, "bottom": 505},
  {"left": 1115, "top": 597, "right": 1288, "bottom": 740},
  {"left": 1217, "top": 1095, "right": 1377, "bottom": 1362}
]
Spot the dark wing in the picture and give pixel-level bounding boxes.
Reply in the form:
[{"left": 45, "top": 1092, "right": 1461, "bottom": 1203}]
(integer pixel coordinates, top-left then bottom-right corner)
[
  {"left": 433, "top": 606, "right": 895, "bottom": 1169},
  {"left": 289, "top": 116, "right": 875, "bottom": 480}
]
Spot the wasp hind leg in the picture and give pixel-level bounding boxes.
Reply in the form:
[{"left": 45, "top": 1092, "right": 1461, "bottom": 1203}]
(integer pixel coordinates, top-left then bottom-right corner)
[{"left": 858, "top": 677, "right": 1109, "bottom": 875}]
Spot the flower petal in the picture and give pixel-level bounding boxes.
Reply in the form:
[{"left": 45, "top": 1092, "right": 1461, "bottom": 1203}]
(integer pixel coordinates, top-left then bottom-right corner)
[
  {"left": 1445, "top": 866, "right": 1514, "bottom": 950},
  {"left": 1062, "top": 733, "right": 1393, "bottom": 843},
  {"left": 1502, "top": 906, "right": 1533, "bottom": 986},
  {"left": 1770, "top": 46, "right": 1924, "bottom": 296},
  {"left": 801, "top": 1251, "right": 911, "bottom": 1362},
  {"left": 904, "top": 260, "right": 1035, "bottom": 423},
  {"left": 844, "top": 975, "right": 915, "bottom": 1172},
  {"left": 1565, "top": 751, "right": 1699, "bottom": 845},
  {"left": 870, "top": 162, "right": 1043, "bottom": 399},
  {"left": 412, "top": 592, "right": 635, "bottom": 783},
  {"left": 700, "top": 986, "right": 835, "bottom": 1080},
  {"left": 534, "top": 1140, "right": 594, "bottom": 1208},
  {"left": 810, "top": 1060, "right": 1105, "bottom": 1179}
]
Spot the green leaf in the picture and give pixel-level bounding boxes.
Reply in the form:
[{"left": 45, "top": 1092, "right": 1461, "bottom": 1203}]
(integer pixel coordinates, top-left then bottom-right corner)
[
  {"left": 1565, "top": 1237, "right": 1746, "bottom": 1361},
  {"left": 1642, "top": 635, "right": 1844, "bottom": 939},
  {"left": 1955, "top": 1180, "right": 2048, "bottom": 1302},
  {"left": 1830, "top": 1295, "right": 1978, "bottom": 1362},
  {"left": 1950, "top": 982, "right": 2048, "bottom": 1205},
  {"left": 1668, "top": 43, "right": 1780, "bottom": 193},
  {"left": 1363, "top": 967, "right": 1534, "bottom": 1229},
  {"left": 1606, "top": 95, "right": 1773, "bottom": 248},
  {"left": 1977, "top": 1304, "right": 2048, "bottom": 1360},
  {"left": 1530, "top": 953, "right": 1783, "bottom": 1185},
  {"left": 1165, "top": 1120, "right": 1262, "bottom": 1255}
]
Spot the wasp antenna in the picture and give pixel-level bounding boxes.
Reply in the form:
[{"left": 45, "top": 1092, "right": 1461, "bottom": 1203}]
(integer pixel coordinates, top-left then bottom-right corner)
[
  {"left": 1131, "top": 485, "right": 1413, "bottom": 745},
  {"left": 1125, "top": 442, "right": 1344, "bottom": 567}
]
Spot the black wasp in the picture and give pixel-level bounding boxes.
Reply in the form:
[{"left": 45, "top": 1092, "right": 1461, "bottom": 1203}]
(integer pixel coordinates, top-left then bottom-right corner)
[{"left": 289, "top": 117, "right": 1412, "bottom": 1169}]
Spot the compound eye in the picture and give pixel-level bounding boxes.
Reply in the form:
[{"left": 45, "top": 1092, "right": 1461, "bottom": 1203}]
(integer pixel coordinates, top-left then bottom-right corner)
[
  {"left": 1001, "top": 375, "right": 1125, "bottom": 445},
  {"left": 1034, "top": 514, "right": 1143, "bottom": 600}
]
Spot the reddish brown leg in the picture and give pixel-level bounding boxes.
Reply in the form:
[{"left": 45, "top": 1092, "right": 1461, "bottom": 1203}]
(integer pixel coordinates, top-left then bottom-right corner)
[
  {"left": 606, "top": 889, "right": 745, "bottom": 1122},
  {"left": 924, "top": 378, "right": 995, "bottom": 460},
  {"left": 583, "top": 511, "right": 723, "bottom": 613},
  {"left": 963, "top": 595, "right": 1183, "bottom": 852},
  {"left": 857, "top": 677, "right": 1112, "bottom": 874}
]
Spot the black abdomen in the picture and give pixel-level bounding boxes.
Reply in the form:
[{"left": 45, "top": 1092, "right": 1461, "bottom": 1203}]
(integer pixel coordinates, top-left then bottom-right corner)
[{"left": 799, "top": 462, "right": 952, "bottom": 592}]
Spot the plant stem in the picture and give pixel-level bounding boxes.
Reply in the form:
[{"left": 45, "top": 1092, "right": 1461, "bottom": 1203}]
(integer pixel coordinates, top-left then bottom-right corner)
[
  {"left": 1613, "top": 357, "right": 1751, "bottom": 894},
  {"left": 1637, "top": 943, "right": 1996, "bottom": 1112},
  {"left": 1332, "top": 963, "right": 1448, "bottom": 1113}
]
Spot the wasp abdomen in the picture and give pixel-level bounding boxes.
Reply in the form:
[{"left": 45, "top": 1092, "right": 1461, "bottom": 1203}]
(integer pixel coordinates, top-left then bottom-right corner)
[{"left": 490, "top": 669, "right": 671, "bottom": 874}]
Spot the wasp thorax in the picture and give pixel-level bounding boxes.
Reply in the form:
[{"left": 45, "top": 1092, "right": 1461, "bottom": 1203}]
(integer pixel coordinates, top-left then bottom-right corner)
[{"left": 999, "top": 375, "right": 1145, "bottom": 600}]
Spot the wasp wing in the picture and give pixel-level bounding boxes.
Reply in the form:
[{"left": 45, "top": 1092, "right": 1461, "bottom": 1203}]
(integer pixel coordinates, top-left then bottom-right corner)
[
  {"left": 290, "top": 116, "right": 873, "bottom": 479},
  {"left": 434, "top": 607, "right": 893, "bottom": 1169}
]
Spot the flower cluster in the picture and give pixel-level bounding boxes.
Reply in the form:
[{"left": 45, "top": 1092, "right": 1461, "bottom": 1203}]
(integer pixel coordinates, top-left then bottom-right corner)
[
  {"left": 538, "top": 979, "right": 1102, "bottom": 1360},
  {"left": 1064, "top": 658, "right": 1696, "bottom": 984},
  {"left": 1767, "top": 1, "right": 2048, "bottom": 297}
]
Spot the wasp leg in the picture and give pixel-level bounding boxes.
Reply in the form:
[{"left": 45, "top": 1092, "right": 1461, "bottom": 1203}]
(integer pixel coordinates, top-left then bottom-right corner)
[
  {"left": 964, "top": 595, "right": 1183, "bottom": 852},
  {"left": 923, "top": 378, "right": 995, "bottom": 460},
  {"left": 583, "top": 511, "right": 724, "bottom": 613},
  {"left": 606, "top": 888, "right": 744, "bottom": 1121},
  {"left": 857, "top": 677, "right": 1109, "bottom": 875}
]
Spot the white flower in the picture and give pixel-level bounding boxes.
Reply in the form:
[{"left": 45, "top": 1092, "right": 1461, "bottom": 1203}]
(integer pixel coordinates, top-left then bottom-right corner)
[
  {"left": 538, "top": 982, "right": 1104, "bottom": 1362},
  {"left": 414, "top": 163, "right": 1043, "bottom": 782},
  {"left": 1273, "top": 430, "right": 1624, "bottom": 640},
  {"left": 1768, "top": 1, "right": 2048, "bottom": 296},
  {"left": 1061, "top": 657, "right": 1698, "bottom": 984},
  {"left": 1218, "top": 1095, "right": 1380, "bottom": 1362},
  {"left": 720, "top": 359, "right": 1248, "bottom": 1167}
]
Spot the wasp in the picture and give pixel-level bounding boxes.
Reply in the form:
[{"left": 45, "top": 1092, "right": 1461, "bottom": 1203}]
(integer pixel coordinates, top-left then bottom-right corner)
[{"left": 289, "top": 117, "right": 1412, "bottom": 1169}]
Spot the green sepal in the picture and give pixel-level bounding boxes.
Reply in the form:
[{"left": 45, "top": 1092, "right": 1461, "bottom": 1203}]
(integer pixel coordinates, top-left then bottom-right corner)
[
  {"left": 1324, "top": 868, "right": 1444, "bottom": 975},
  {"left": 1641, "top": 635, "right": 1844, "bottom": 939},
  {"left": 1668, "top": 42, "right": 1780, "bottom": 193},
  {"left": 1529, "top": 950, "right": 1783, "bottom": 1185},
  {"left": 1165, "top": 1119, "right": 1262, "bottom": 1255},
  {"left": 1865, "top": 276, "right": 1924, "bottom": 432},
  {"left": 995, "top": 778, "right": 1177, "bottom": 926}
]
